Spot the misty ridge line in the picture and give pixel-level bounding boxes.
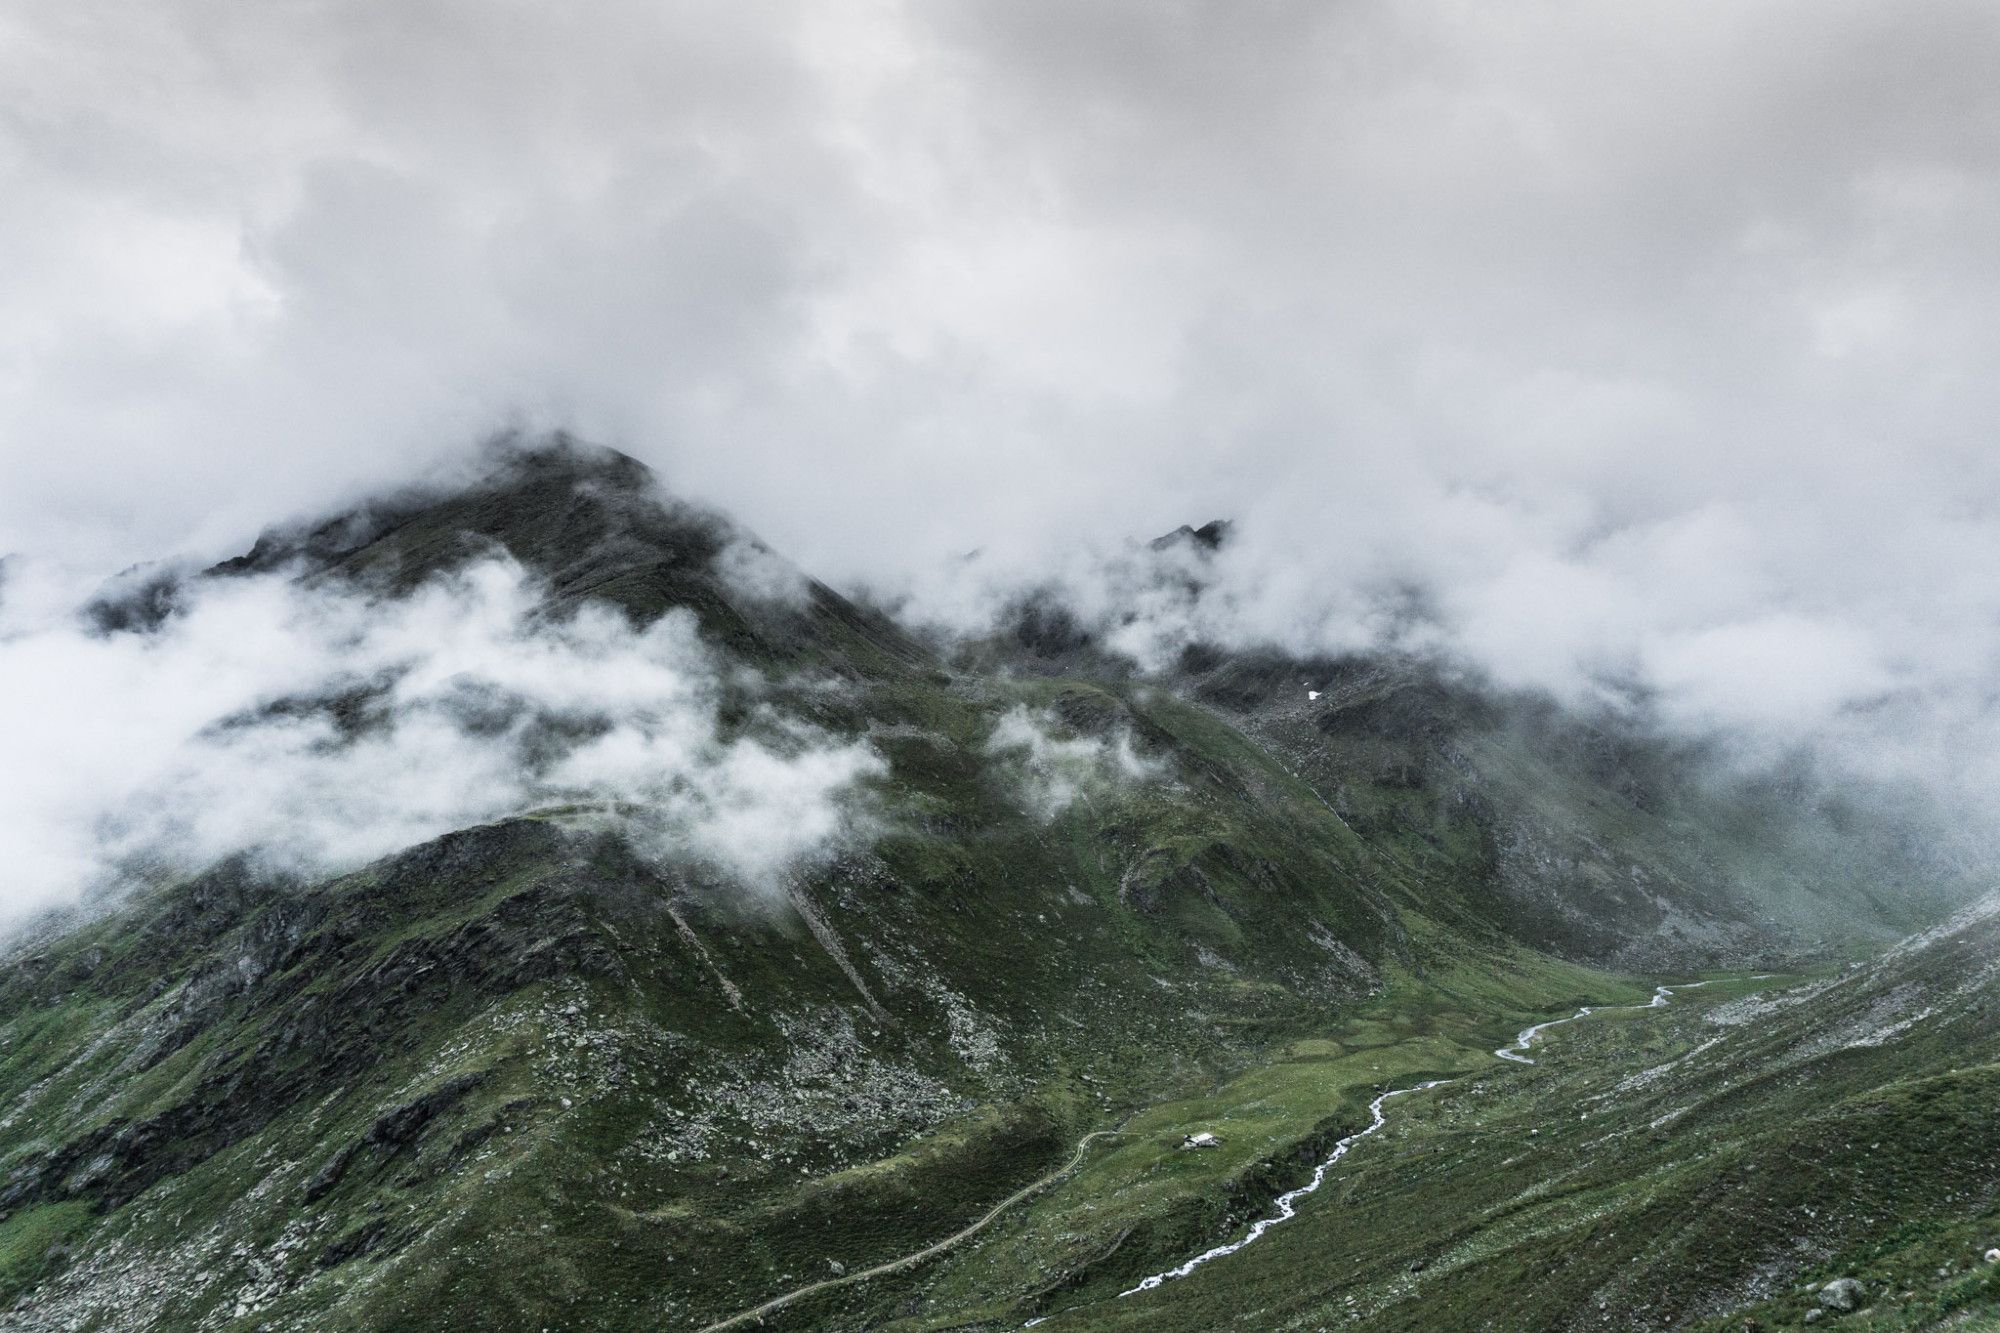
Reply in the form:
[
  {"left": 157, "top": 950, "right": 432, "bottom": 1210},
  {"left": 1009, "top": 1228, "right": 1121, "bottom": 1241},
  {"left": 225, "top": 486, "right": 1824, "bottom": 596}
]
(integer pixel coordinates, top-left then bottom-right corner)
[
  {"left": 900, "top": 500, "right": 2000, "bottom": 871},
  {"left": 1, "top": 433, "right": 1990, "bottom": 937},
  {"left": 6, "top": 0, "right": 1997, "bottom": 813},
  {"left": 0, "top": 444, "right": 1215, "bottom": 935}
]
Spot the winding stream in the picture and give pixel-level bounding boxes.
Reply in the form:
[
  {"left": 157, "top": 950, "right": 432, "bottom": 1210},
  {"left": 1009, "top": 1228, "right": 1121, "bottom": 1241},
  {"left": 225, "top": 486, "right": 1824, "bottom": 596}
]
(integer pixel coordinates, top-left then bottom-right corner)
[
  {"left": 1116, "top": 979, "right": 1719, "bottom": 1300},
  {"left": 1117, "top": 1079, "right": 1454, "bottom": 1296},
  {"left": 1493, "top": 981, "right": 1710, "bottom": 1064},
  {"left": 705, "top": 980, "right": 1734, "bottom": 1332}
]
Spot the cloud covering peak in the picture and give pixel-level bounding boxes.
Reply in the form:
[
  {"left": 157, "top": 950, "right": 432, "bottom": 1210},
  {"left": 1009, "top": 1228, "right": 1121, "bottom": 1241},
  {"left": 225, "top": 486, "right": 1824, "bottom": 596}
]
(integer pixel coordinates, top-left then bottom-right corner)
[
  {"left": 5, "top": 0, "right": 2000, "bottom": 814},
  {"left": 0, "top": 555, "right": 883, "bottom": 927}
]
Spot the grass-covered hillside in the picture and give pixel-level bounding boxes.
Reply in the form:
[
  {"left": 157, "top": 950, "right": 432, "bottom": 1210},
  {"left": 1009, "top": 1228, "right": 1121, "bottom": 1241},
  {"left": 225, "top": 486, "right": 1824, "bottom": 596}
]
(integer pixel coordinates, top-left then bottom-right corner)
[
  {"left": 0, "top": 440, "right": 1990, "bottom": 1331},
  {"left": 976, "top": 895, "right": 2000, "bottom": 1333}
]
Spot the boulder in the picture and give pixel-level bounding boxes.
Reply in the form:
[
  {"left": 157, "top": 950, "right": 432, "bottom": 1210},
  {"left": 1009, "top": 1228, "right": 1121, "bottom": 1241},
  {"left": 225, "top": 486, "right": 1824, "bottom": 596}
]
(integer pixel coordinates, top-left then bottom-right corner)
[{"left": 1817, "top": 1278, "right": 1864, "bottom": 1312}]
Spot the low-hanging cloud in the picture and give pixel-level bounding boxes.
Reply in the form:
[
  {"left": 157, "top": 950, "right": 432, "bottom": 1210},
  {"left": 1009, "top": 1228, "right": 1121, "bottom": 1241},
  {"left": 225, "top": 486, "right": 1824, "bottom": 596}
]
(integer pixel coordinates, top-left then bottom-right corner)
[
  {"left": 0, "top": 556, "right": 884, "bottom": 928},
  {"left": 913, "top": 510, "right": 2000, "bottom": 835},
  {"left": 983, "top": 705, "right": 1164, "bottom": 820}
]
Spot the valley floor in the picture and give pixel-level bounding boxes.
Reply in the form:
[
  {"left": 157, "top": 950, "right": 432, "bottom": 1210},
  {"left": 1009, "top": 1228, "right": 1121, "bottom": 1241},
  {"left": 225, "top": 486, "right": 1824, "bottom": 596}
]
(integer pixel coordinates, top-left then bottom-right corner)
[{"left": 713, "top": 969, "right": 2000, "bottom": 1333}]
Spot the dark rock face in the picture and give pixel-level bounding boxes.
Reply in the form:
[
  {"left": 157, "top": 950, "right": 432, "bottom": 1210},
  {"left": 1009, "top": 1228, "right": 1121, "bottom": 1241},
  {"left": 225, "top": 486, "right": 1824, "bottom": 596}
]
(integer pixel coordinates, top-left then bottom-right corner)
[
  {"left": 1147, "top": 519, "right": 1233, "bottom": 553},
  {"left": 365, "top": 1073, "right": 486, "bottom": 1149},
  {"left": 1009, "top": 599, "right": 1096, "bottom": 660},
  {"left": 305, "top": 1073, "right": 488, "bottom": 1204},
  {"left": 0, "top": 819, "right": 602, "bottom": 1217},
  {"left": 80, "top": 563, "right": 194, "bottom": 635}
]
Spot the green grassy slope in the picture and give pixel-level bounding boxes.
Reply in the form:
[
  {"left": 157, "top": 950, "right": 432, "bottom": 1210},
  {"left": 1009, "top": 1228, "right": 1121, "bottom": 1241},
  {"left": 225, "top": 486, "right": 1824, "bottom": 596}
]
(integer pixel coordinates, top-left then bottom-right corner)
[
  {"left": 862, "top": 902, "right": 2000, "bottom": 1333},
  {"left": 0, "top": 669, "right": 1486, "bottom": 1330},
  {"left": 737, "top": 903, "right": 2000, "bottom": 1332},
  {"left": 1178, "top": 651, "right": 1976, "bottom": 966}
]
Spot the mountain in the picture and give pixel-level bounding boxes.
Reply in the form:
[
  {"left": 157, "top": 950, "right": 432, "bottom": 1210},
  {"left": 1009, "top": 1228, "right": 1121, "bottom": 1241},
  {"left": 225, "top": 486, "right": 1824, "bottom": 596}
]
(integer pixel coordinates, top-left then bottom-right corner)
[{"left": 0, "top": 440, "right": 1992, "bottom": 1331}]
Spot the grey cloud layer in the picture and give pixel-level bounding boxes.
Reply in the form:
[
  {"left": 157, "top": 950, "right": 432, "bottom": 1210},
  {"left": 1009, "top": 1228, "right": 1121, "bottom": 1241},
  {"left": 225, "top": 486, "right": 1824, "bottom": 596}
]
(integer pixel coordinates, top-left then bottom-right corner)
[{"left": 5, "top": 1, "right": 2000, "bottom": 809}]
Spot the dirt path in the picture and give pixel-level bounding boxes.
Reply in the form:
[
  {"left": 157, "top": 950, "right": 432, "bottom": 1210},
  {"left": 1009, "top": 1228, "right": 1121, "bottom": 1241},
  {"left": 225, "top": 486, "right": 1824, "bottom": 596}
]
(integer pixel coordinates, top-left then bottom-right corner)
[{"left": 694, "top": 1127, "right": 1128, "bottom": 1332}]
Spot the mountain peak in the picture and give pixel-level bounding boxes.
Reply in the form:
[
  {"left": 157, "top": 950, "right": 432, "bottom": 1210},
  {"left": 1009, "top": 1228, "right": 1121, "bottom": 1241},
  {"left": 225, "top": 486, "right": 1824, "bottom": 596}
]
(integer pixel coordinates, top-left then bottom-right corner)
[
  {"left": 477, "top": 431, "right": 657, "bottom": 495},
  {"left": 1148, "top": 518, "right": 1233, "bottom": 553},
  {"left": 206, "top": 433, "right": 671, "bottom": 583}
]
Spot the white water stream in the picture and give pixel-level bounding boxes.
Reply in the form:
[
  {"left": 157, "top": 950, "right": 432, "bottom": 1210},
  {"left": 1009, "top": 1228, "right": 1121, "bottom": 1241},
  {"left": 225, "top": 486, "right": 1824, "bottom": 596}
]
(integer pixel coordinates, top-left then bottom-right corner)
[
  {"left": 1116, "top": 1079, "right": 1453, "bottom": 1295},
  {"left": 1493, "top": 981, "right": 1710, "bottom": 1064},
  {"left": 1113, "top": 979, "right": 1719, "bottom": 1302}
]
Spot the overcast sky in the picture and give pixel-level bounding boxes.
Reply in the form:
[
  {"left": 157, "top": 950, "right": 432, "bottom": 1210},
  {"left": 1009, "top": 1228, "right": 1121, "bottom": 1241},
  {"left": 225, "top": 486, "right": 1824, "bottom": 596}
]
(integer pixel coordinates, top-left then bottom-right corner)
[{"left": 5, "top": 1, "right": 2000, "bottom": 785}]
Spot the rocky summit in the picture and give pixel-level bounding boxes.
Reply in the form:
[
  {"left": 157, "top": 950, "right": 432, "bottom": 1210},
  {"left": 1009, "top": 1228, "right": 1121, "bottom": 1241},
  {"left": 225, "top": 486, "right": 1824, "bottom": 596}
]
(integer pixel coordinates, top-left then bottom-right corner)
[{"left": 2, "top": 441, "right": 1997, "bottom": 1332}]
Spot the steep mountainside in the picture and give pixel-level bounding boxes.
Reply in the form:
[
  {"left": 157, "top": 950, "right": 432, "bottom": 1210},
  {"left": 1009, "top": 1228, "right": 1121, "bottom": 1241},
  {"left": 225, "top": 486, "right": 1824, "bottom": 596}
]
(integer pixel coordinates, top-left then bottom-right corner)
[
  {"left": 0, "top": 441, "right": 1988, "bottom": 1331},
  {"left": 1191, "top": 653, "right": 1970, "bottom": 967}
]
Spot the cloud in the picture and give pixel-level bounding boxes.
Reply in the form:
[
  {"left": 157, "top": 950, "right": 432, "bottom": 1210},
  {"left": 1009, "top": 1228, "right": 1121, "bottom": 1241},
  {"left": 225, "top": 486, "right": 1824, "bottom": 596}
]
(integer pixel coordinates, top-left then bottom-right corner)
[
  {"left": 6, "top": 1, "right": 2000, "bottom": 824},
  {"left": 0, "top": 556, "right": 883, "bottom": 928},
  {"left": 983, "top": 705, "right": 1164, "bottom": 820},
  {"left": 711, "top": 536, "right": 817, "bottom": 610}
]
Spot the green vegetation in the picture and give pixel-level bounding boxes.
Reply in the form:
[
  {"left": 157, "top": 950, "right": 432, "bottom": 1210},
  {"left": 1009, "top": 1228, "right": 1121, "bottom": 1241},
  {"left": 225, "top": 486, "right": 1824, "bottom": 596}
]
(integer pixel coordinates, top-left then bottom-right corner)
[{"left": 0, "top": 1203, "right": 93, "bottom": 1306}]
